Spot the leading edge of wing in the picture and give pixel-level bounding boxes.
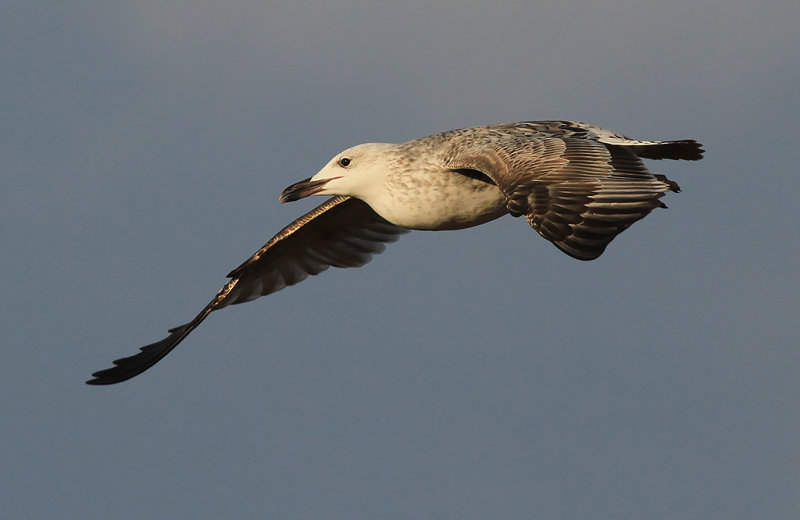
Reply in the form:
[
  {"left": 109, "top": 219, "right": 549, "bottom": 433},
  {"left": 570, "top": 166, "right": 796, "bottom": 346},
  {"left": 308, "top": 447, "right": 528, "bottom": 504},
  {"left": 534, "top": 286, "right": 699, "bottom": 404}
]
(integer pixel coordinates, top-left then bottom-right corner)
[
  {"left": 86, "top": 196, "right": 407, "bottom": 384},
  {"left": 221, "top": 196, "right": 408, "bottom": 307}
]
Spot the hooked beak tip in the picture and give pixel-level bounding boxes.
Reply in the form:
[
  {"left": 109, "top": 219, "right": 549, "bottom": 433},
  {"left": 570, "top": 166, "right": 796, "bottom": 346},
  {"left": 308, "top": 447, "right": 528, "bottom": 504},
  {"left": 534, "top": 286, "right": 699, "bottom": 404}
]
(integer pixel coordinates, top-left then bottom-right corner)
[
  {"left": 279, "top": 176, "right": 342, "bottom": 204},
  {"left": 279, "top": 177, "right": 316, "bottom": 203}
]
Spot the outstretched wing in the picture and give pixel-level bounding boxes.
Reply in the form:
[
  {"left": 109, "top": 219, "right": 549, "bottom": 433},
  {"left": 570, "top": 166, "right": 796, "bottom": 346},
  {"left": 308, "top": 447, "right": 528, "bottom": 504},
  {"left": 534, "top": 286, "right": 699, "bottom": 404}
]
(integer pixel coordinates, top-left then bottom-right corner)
[
  {"left": 442, "top": 122, "right": 703, "bottom": 260},
  {"left": 86, "top": 196, "right": 407, "bottom": 385},
  {"left": 222, "top": 195, "right": 407, "bottom": 306}
]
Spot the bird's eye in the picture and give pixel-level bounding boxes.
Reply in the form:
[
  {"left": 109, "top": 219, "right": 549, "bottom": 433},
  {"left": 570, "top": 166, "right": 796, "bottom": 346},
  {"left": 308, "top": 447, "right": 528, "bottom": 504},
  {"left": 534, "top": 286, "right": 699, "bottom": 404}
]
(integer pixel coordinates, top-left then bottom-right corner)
[{"left": 338, "top": 157, "right": 351, "bottom": 167}]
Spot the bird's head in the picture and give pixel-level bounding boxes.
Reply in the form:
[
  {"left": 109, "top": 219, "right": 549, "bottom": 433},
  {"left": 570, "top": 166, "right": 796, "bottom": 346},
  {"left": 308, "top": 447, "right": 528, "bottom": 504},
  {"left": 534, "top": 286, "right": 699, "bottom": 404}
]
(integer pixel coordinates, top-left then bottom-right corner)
[{"left": 280, "top": 143, "right": 397, "bottom": 203}]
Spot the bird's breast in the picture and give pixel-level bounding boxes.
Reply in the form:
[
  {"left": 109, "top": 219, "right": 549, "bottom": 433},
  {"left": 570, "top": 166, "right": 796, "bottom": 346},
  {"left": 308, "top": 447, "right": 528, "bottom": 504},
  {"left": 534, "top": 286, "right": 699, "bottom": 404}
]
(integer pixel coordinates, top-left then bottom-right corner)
[{"left": 367, "top": 170, "right": 508, "bottom": 230}]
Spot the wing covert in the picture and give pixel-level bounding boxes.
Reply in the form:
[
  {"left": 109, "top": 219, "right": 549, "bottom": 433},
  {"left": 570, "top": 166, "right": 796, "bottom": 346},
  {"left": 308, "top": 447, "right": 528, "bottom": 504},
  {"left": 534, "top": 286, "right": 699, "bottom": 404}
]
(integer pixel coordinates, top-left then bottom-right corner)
[
  {"left": 443, "top": 130, "right": 682, "bottom": 260},
  {"left": 221, "top": 196, "right": 407, "bottom": 307}
]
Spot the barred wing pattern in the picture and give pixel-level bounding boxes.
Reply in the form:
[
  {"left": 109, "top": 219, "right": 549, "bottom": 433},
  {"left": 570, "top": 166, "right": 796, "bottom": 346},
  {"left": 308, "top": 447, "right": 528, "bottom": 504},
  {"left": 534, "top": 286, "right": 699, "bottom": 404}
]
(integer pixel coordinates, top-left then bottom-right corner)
[
  {"left": 87, "top": 121, "right": 702, "bottom": 385},
  {"left": 443, "top": 122, "right": 703, "bottom": 260},
  {"left": 222, "top": 196, "right": 407, "bottom": 307},
  {"left": 86, "top": 196, "right": 406, "bottom": 384}
]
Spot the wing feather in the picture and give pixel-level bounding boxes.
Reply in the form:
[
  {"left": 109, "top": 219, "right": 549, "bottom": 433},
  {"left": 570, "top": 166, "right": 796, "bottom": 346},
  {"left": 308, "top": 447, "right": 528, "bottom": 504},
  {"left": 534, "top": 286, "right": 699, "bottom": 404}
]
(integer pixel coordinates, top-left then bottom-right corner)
[
  {"left": 86, "top": 196, "right": 406, "bottom": 384},
  {"left": 222, "top": 196, "right": 407, "bottom": 306},
  {"left": 442, "top": 124, "right": 696, "bottom": 260}
]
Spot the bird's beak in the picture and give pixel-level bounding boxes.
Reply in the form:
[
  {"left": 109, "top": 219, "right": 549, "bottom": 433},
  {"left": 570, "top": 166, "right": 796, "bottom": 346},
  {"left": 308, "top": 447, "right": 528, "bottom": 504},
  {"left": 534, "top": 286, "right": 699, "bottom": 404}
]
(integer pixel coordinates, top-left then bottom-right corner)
[{"left": 279, "top": 176, "right": 341, "bottom": 203}]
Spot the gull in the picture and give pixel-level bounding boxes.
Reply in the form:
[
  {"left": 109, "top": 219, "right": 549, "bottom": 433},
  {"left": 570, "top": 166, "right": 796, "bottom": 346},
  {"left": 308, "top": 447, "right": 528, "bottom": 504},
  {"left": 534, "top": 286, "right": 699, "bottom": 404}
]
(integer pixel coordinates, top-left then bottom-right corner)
[{"left": 87, "top": 121, "right": 703, "bottom": 385}]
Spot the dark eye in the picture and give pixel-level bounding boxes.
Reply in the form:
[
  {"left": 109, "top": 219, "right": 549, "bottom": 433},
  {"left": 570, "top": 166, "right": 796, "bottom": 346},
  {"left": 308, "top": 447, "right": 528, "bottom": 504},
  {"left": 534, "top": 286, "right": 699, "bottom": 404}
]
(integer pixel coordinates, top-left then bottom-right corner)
[{"left": 338, "top": 157, "right": 351, "bottom": 167}]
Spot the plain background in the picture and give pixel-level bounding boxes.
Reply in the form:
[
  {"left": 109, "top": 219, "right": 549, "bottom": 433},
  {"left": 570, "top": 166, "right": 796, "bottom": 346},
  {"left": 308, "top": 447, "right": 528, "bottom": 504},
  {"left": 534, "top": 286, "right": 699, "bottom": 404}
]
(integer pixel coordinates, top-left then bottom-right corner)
[{"left": 3, "top": 1, "right": 798, "bottom": 519}]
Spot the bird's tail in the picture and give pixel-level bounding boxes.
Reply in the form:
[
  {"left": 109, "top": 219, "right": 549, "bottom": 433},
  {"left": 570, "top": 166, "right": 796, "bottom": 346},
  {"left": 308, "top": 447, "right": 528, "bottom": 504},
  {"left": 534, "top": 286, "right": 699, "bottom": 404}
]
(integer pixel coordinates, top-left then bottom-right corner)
[
  {"left": 562, "top": 121, "right": 705, "bottom": 161},
  {"left": 626, "top": 139, "right": 705, "bottom": 161}
]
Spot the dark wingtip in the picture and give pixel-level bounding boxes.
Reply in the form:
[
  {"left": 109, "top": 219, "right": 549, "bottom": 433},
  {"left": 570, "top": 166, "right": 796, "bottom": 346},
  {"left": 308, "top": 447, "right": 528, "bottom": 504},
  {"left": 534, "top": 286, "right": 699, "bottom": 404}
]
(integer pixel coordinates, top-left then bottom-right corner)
[
  {"left": 682, "top": 140, "right": 705, "bottom": 161},
  {"left": 654, "top": 174, "right": 681, "bottom": 193},
  {"left": 85, "top": 323, "right": 193, "bottom": 385},
  {"left": 87, "top": 301, "right": 217, "bottom": 385}
]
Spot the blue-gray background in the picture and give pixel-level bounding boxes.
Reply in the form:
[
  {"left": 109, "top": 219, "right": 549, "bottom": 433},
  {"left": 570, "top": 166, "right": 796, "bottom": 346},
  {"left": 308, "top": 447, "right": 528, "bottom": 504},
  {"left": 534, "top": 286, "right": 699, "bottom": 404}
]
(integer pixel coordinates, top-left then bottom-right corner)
[{"left": 3, "top": 1, "right": 798, "bottom": 518}]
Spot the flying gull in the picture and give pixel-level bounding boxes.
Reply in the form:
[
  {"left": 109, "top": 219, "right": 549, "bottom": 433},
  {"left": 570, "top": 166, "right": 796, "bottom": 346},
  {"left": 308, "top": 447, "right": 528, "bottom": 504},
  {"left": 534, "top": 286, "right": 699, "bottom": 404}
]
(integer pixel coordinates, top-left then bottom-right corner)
[{"left": 87, "top": 120, "right": 704, "bottom": 385}]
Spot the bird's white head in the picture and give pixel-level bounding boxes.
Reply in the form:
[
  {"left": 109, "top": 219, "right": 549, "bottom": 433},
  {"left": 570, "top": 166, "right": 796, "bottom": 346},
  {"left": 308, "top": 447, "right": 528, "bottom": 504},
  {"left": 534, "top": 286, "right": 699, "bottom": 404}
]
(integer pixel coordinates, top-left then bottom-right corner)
[{"left": 280, "top": 143, "right": 397, "bottom": 203}]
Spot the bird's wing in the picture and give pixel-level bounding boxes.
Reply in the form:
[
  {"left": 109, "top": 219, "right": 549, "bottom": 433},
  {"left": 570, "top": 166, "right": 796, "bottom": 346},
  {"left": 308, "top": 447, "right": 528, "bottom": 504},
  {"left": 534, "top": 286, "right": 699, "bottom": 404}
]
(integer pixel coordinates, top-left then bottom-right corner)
[
  {"left": 442, "top": 123, "right": 703, "bottom": 260},
  {"left": 222, "top": 195, "right": 407, "bottom": 306},
  {"left": 86, "top": 196, "right": 407, "bottom": 385}
]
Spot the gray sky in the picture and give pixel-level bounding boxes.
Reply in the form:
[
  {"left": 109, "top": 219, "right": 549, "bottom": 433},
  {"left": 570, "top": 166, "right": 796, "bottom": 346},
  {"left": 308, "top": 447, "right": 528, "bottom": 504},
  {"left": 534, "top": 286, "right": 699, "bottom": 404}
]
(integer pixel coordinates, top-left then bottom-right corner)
[{"left": 2, "top": 1, "right": 799, "bottom": 518}]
